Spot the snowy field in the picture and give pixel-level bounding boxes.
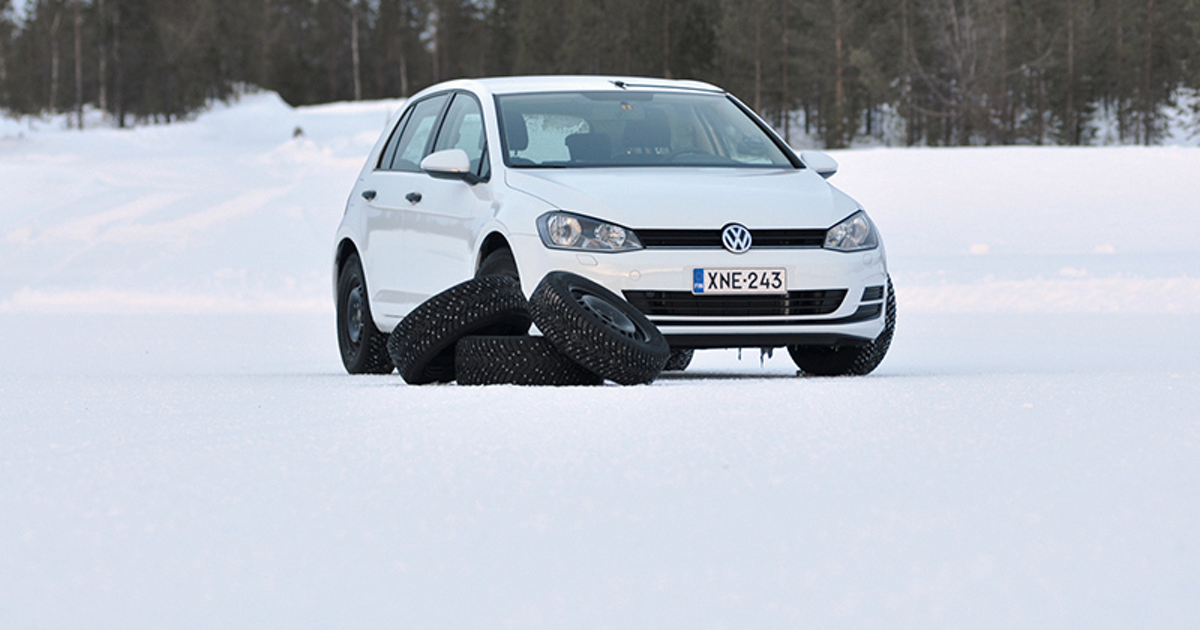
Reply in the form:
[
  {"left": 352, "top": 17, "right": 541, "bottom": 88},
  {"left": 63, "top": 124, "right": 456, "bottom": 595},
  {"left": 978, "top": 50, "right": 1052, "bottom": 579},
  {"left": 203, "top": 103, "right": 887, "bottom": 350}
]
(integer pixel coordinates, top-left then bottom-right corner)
[{"left": 2, "top": 94, "right": 1199, "bottom": 629}]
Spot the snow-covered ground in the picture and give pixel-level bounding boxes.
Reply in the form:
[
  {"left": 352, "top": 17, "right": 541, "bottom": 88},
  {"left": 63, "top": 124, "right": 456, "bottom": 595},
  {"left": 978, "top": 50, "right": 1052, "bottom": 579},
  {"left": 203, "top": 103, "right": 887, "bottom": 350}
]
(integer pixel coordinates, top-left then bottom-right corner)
[{"left": 2, "top": 93, "right": 1198, "bottom": 629}]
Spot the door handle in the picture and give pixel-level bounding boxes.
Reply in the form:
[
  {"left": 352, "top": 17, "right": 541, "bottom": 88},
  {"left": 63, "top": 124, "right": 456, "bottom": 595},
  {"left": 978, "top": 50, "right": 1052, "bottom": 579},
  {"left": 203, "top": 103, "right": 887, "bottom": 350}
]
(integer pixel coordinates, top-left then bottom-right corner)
[
  {"left": 406, "top": 192, "right": 423, "bottom": 204},
  {"left": 361, "top": 189, "right": 377, "bottom": 201}
]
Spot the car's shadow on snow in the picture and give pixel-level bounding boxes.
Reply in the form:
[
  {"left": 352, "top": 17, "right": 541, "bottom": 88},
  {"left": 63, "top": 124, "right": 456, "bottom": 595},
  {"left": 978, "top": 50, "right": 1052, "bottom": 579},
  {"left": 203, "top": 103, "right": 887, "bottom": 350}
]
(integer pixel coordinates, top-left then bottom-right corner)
[
  {"left": 653, "top": 370, "right": 923, "bottom": 382},
  {"left": 655, "top": 371, "right": 797, "bottom": 382}
]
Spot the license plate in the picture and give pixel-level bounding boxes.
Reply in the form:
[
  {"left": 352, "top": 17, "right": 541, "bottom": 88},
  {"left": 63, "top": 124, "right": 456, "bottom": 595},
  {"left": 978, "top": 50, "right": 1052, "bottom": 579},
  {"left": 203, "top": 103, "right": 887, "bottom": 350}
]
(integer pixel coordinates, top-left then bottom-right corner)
[{"left": 692, "top": 268, "right": 787, "bottom": 295}]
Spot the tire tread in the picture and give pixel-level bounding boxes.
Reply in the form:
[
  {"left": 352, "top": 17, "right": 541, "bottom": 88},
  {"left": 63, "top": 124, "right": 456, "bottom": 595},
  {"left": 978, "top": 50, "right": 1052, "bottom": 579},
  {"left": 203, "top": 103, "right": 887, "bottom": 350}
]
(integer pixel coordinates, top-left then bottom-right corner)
[
  {"left": 456, "top": 336, "right": 604, "bottom": 386},
  {"left": 387, "top": 276, "right": 531, "bottom": 384}
]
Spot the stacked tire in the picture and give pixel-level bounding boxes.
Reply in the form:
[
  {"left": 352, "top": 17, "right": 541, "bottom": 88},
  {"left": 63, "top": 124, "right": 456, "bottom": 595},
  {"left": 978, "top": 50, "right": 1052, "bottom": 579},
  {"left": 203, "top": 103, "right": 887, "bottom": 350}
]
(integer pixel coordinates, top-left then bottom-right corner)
[
  {"left": 385, "top": 275, "right": 532, "bottom": 384},
  {"left": 455, "top": 336, "right": 604, "bottom": 386},
  {"left": 386, "top": 271, "right": 670, "bottom": 386}
]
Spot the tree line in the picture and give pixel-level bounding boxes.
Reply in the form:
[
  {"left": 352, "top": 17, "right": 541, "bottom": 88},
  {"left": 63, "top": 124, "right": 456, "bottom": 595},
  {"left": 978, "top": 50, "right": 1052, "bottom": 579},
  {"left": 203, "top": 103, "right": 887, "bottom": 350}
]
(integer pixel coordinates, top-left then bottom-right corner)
[{"left": 2, "top": 0, "right": 1198, "bottom": 146}]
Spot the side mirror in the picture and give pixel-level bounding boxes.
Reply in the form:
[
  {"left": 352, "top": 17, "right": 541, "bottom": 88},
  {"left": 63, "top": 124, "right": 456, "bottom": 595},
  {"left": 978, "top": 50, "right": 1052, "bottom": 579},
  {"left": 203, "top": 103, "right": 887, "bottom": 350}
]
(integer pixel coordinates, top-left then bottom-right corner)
[
  {"left": 800, "top": 150, "right": 838, "bottom": 179},
  {"left": 421, "top": 149, "right": 480, "bottom": 185}
]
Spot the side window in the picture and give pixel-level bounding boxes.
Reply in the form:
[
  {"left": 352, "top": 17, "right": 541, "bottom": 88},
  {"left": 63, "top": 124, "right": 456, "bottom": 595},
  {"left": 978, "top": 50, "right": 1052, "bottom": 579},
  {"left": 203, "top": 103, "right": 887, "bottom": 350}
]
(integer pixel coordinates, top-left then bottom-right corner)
[
  {"left": 387, "top": 94, "right": 450, "bottom": 172},
  {"left": 377, "top": 107, "right": 412, "bottom": 170},
  {"left": 433, "top": 94, "right": 489, "bottom": 179}
]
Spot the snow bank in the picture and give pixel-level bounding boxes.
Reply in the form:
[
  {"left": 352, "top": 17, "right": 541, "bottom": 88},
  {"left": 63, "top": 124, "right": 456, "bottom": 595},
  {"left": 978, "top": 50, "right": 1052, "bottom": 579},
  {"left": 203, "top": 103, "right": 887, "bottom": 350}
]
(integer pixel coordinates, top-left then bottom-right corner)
[
  {"left": 831, "top": 146, "right": 1200, "bottom": 315},
  {"left": 1, "top": 92, "right": 406, "bottom": 315}
]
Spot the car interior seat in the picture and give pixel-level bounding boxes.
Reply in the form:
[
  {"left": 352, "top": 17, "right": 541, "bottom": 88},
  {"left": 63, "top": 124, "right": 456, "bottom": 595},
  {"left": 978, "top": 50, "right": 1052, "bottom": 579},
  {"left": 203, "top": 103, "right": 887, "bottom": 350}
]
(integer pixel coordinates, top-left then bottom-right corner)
[
  {"left": 504, "top": 111, "right": 534, "bottom": 165},
  {"left": 565, "top": 133, "right": 612, "bottom": 163}
]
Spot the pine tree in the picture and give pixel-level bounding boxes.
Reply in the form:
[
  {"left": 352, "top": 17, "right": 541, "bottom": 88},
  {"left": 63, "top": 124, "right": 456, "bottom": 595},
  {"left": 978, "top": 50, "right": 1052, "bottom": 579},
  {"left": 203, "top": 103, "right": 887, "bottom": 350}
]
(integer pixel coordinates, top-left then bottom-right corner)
[{"left": 0, "top": 0, "right": 12, "bottom": 110}]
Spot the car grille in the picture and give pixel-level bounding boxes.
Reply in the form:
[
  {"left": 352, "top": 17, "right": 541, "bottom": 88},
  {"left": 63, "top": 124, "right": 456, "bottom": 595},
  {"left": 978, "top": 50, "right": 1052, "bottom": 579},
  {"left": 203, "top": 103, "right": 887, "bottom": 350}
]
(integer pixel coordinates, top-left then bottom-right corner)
[
  {"left": 624, "top": 289, "right": 847, "bottom": 319},
  {"left": 636, "top": 229, "right": 826, "bottom": 249}
]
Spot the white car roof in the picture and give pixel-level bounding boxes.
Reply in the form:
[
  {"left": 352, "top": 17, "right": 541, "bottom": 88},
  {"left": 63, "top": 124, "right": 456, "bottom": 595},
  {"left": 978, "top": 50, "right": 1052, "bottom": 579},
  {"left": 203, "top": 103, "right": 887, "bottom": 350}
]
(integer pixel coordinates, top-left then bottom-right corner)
[{"left": 409, "top": 75, "right": 726, "bottom": 99}]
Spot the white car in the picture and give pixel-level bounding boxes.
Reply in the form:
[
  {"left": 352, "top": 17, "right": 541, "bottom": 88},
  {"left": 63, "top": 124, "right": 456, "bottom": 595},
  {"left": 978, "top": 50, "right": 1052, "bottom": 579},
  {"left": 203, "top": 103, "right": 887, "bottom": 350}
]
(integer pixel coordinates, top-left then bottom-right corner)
[{"left": 334, "top": 76, "right": 894, "bottom": 377}]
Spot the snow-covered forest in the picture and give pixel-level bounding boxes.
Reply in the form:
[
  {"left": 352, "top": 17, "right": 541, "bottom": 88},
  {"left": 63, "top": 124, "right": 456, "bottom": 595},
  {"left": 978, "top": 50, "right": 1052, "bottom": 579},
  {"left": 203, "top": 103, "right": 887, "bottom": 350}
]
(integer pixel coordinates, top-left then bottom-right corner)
[{"left": 3, "top": 0, "right": 1200, "bottom": 147}]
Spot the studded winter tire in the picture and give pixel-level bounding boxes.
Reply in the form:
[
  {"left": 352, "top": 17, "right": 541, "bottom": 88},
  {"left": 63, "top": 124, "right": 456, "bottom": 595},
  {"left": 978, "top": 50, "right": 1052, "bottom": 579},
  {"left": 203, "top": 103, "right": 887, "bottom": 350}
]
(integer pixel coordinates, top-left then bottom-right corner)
[
  {"left": 529, "top": 271, "right": 670, "bottom": 385},
  {"left": 387, "top": 276, "right": 532, "bottom": 385},
  {"left": 788, "top": 276, "right": 896, "bottom": 376},
  {"left": 455, "top": 336, "right": 604, "bottom": 386},
  {"left": 337, "top": 252, "right": 394, "bottom": 374}
]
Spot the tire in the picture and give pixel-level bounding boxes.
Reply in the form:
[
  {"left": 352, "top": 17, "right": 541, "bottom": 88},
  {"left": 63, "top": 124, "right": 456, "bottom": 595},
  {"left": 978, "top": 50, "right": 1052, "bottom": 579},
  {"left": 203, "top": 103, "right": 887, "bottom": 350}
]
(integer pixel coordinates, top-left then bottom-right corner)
[
  {"left": 455, "top": 336, "right": 604, "bottom": 386},
  {"left": 788, "top": 276, "right": 896, "bottom": 376},
  {"left": 476, "top": 248, "right": 519, "bottom": 281},
  {"left": 387, "top": 276, "right": 532, "bottom": 384},
  {"left": 337, "top": 252, "right": 394, "bottom": 374},
  {"left": 529, "top": 271, "right": 670, "bottom": 385},
  {"left": 663, "top": 348, "right": 695, "bottom": 372}
]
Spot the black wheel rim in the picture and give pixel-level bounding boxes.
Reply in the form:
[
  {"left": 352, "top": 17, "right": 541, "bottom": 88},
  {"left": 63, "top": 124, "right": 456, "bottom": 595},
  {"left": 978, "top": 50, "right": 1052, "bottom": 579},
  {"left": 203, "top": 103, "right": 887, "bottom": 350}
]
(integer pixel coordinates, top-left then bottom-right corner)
[
  {"left": 575, "top": 291, "right": 645, "bottom": 341},
  {"left": 346, "top": 284, "right": 365, "bottom": 346}
]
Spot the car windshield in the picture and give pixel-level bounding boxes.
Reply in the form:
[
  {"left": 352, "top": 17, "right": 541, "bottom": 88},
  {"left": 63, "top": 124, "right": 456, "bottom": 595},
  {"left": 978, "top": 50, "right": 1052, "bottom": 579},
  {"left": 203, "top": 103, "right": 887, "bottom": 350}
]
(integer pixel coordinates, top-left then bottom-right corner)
[{"left": 496, "top": 91, "right": 796, "bottom": 169}]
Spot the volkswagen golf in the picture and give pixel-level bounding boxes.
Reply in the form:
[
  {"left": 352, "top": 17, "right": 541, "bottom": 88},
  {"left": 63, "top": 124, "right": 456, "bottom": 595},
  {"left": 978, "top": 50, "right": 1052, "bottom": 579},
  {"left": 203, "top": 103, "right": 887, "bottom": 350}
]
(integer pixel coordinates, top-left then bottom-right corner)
[{"left": 334, "top": 76, "right": 894, "bottom": 377}]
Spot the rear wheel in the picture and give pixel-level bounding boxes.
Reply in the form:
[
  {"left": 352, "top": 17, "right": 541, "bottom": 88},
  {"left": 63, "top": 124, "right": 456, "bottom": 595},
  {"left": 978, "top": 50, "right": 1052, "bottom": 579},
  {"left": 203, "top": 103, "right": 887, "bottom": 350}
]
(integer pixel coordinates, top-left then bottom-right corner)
[
  {"left": 788, "top": 276, "right": 896, "bottom": 377},
  {"left": 337, "top": 252, "right": 394, "bottom": 374}
]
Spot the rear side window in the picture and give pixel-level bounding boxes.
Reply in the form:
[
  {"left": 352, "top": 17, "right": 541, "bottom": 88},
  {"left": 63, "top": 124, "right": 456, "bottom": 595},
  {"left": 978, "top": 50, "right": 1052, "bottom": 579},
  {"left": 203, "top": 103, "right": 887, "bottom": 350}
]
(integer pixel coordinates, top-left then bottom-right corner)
[{"left": 380, "top": 94, "right": 449, "bottom": 172}]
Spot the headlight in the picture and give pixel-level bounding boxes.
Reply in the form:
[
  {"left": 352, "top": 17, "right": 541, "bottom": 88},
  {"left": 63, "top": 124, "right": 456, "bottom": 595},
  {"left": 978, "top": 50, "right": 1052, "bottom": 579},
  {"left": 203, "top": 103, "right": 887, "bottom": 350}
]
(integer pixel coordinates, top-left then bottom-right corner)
[
  {"left": 824, "top": 210, "right": 878, "bottom": 252},
  {"left": 537, "top": 212, "right": 644, "bottom": 252}
]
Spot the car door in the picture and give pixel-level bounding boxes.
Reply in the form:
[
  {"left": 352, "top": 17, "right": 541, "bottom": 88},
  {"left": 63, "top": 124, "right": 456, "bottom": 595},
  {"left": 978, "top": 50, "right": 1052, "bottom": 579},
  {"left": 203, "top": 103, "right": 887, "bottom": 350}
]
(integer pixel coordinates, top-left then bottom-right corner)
[
  {"left": 360, "top": 93, "right": 450, "bottom": 318},
  {"left": 397, "top": 92, "right": 495, "bottom": 305}
]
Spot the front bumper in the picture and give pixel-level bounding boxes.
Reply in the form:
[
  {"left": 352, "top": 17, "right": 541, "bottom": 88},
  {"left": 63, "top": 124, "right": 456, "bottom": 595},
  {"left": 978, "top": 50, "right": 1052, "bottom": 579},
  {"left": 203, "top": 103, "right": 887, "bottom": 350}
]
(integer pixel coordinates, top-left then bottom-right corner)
[{"left": 512, "top": 234, "right": 889, "bottom": 348}]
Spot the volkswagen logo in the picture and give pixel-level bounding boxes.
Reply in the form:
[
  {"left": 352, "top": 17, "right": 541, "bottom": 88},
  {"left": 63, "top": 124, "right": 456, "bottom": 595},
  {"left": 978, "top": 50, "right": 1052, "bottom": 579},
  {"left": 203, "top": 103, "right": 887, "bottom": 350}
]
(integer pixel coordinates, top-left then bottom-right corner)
[{"left": 721, "top": 223, "right": 753, "bottom": 254}]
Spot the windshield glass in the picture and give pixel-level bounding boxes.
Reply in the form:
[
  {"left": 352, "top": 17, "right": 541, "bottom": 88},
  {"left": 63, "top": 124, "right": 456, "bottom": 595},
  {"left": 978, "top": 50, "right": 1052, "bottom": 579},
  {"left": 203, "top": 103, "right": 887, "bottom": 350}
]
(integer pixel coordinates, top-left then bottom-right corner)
[{"left": 496, "top": 91, "right": 796, "bottom": 169}]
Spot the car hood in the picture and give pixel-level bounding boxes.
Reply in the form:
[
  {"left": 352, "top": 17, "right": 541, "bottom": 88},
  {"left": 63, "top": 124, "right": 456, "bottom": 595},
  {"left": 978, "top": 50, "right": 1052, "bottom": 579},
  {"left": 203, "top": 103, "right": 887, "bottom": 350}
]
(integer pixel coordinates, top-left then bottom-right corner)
[{"left": 503, "top": 167, "right": 858, "bottom": 230}]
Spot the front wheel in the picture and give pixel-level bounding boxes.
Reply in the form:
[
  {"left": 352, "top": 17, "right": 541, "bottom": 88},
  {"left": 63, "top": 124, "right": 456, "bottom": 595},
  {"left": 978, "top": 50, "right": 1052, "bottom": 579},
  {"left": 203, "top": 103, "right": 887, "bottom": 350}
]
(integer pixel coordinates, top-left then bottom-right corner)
[
  {"left": 788, "top": 276, "right": 896, "bottom": 377},
  {"left": 476, "top": 248, "right": 520, "bottom": 281},
  {"left": 663, "top": 348, "right": 695, "bottom": 371},
  {"left": 337, "top": 252, "right": 394, "bottom": 374}
]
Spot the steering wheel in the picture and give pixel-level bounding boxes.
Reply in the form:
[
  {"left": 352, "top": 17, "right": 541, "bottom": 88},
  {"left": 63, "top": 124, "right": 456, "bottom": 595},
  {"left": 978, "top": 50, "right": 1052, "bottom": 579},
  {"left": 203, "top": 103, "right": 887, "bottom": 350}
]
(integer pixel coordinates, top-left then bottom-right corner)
[{"left": 664, "top": 149, "right": 713, "bottom": 163}]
